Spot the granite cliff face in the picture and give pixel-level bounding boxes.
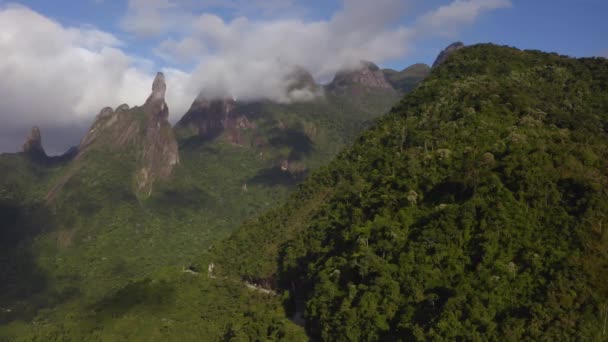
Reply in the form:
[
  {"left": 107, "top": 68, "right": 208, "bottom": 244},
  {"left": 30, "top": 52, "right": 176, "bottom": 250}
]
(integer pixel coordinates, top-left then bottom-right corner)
[
  {"left": 328, "top": 61, "right": 395, "bottom": 92},
  {"left": 22, "top": 126, "right": 46, "bottom": 158},
  {"left": 137, "top": 72, "right": 180, "bottom": 195},
  {"left": 48, "top": 72, "right": 179, "bottom": 200},
  {"left": 174, "top": 62, "right": 414, "bottom": 179},
  {"left": 176, "top": 98, "right": 239, "bottom": 141}
]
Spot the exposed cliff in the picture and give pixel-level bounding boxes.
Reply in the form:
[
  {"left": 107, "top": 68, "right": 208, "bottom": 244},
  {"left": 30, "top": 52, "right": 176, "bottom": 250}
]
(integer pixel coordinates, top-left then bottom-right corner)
[
  {"left": 48, "top": 72, "right": 179, "bottom": 200},
  {"left": 328, "top": 61, "right": 395, "bottom": 93},
  {"left": 22, "top": 126, "right": 46, "bottom": 159}
]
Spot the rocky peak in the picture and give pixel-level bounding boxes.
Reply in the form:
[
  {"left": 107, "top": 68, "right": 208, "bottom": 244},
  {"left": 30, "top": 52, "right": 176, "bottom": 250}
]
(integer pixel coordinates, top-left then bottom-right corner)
[
  {"left": 138, "top": 71, "right": 179, "bottom": 195},
  {"left": 150, "top": 72, "right": 166, "bottom": 101},
  {"left": 176, "top": 97, "right": 239, "bottom": 140},
  {"left": 329, "top": 61, "right": 393, "bottom": 90},
  {"left": 48, "top": 71, "right": 179, "bottom": 201},
  {"left": 432, "top": 42, "right": 465, "bottom": 68},
  {"left": 145, "top": 72, "right": 169, "bottom": 120},
  {"left": 98, "top": 107, "right": 114, "bottom": 119},
  {"left": 22, "top": 126, "right": 46, "bottom": 157}
]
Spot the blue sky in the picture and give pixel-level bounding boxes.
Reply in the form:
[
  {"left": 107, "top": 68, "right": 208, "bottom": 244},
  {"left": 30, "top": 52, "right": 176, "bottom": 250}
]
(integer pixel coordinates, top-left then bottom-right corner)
[
  {"left": 0, "top": 0, "right": 607, "bottom": 153},
  {"left": 9, "top": 0, "right": 608, "bottom": 70}
]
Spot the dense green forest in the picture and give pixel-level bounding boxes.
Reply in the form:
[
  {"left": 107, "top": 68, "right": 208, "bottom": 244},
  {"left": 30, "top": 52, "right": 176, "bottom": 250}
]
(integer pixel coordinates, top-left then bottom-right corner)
[
  {"left": 0, "top": 61, "right": 405, "bottom": 340},
  {"left": 212, "top": 44, "right": 608, "bottom": 340},
  {"left": 2, "top": 44, "right": 608, "bottom": 340}
]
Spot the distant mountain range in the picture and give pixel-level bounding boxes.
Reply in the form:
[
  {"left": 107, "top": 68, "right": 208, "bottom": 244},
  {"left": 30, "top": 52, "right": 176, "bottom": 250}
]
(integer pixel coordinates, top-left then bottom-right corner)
[
  {"left": 10, "top": 42, "right": 608, "bottom": 342},
  {"left": 0, "top": 45, "right": 435, "bottom": 339}
]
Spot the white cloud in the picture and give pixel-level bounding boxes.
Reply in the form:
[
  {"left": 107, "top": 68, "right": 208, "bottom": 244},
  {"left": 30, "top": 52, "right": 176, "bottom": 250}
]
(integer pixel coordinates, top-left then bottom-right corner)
[
  {"left": 121, "top": 0, "right": 303, "bottom": 37},
  {"left": 0, "top": 0, "right": 512, "bottom": 153},
  {"left": 416, "top": 0, "right": 512, "bottom": 36},
  {"left": 0, "top": 4, "right": 194, "bottom": 153},
  {"left": 151, "top": 0, "right": 510, "bottom": 102}
]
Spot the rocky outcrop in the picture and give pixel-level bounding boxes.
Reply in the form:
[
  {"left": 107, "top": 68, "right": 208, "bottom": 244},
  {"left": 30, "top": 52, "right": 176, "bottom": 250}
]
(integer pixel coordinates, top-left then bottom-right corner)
[
  {"left": 48, "top": 72, "right": 179, "bottom": 201},
  {"left": 137, "top": 72, "right": 180, "bottom": 195},
  {"left": 432, "top": 42, "right": 465, "bottom": 68},
  {"left": 176, "top": 97, "right": 258, "bottom": 145},
  {"left": 328, "top": 61, "right": 394, "bottom": 91},
  {"left": 177, "top": 98, "right": 238, "bottom": 140},
  {"left": 22, "top": 126, "right": 46, "bottom": 158}
]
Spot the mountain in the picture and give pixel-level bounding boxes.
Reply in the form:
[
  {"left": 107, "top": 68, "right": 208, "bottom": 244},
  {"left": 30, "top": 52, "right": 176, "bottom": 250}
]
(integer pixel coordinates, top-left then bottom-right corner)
[
  {"left": 383, "top": 63, "right": 432, "bottom": 93},
  {"left": 0, "top": 56, "right": 429, "bottom": 339},
  {"left": 432, "top": 41, "right": 465, "bottom": 67},
  {"left": 4, "top": 43, "right": 607, "bottom": 340},
  {"left": 48, "top": 72, "right": 179, "bottom": 200},
  {"left": 205, "top": 44, "right": 608, "bottom": 340},
  {"left": 174, "top": 62, "right": 405, "bottom": 182},
  {"left": 21, "top": 126, "right": 46, "bottom": 159},
  {"left": 328, "top": 61, "right": 395, "bottom": 93}
]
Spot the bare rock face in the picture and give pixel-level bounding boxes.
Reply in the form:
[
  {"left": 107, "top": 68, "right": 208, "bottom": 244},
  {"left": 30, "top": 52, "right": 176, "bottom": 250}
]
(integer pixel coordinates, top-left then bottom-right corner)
[
  {"left": 432, "top": 42, "right": 465, "bottom": 68},
  {"left": 177, "top": 98, "right": 238, "bottom": 140},
  {"left": 22, "top": 126, "right": 46, "bottom": 158},
  {"left": 150, "top": 72, "right": 166, "bottom": 101},
  {"left": 329, "top": 61, "right": 394, "bottom": 91},
  {"left": 48, "top": 72, "right": 179, "bottom": 201},
  {"left": 137, "top": 72, "right": 179, "bottom": 195}
]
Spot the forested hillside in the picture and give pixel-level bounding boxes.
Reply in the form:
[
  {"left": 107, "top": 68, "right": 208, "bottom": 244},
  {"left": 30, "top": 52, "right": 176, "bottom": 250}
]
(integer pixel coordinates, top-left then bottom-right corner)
[
  {"left": 3, "top": 44, "right": 608, "bottom": 341},
  {"left": 212, "top": 44, "right": 608, "bottom": 340}
]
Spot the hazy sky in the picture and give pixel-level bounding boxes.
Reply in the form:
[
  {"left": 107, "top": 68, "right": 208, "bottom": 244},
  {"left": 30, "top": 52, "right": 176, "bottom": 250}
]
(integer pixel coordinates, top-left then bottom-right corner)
[{"left": 0, "top": 0, "right": 606, "bottom": 154}]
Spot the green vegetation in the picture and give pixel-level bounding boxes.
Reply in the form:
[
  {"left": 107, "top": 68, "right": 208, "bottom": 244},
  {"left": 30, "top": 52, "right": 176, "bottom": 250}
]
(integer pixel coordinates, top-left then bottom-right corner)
[
  {"left": 384, "top": 63, "right": 432, "bottom": 93},
  {"left": 0, "top": 68, "right": 405, "bottom": 340},
  {"left": 3, "top": 44, "right": 607, "bottom": 341},
  {"left": 212, "top": 45, "right": 608, "bottom": 340}
]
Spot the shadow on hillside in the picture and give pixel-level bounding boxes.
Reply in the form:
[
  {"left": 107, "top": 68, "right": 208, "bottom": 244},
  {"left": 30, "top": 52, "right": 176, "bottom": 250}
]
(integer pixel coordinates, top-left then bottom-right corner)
[
  {"left": 268, "top": 127, "right": 314, "bottom": 161},
  {"left": 91, "top": 278, "right": 175, "bottom": 319},
  {"left": 0, "top": 201, "right": 53, "bottom": 324},
  {"left": 178, "top": 131, "right": 222, "bottom": 150},
  {"left": 148, "top": 186, "right": 212, "bottom": 213},
  {"left": 249, "top": 167, "right": 300, "bottom": 187}
]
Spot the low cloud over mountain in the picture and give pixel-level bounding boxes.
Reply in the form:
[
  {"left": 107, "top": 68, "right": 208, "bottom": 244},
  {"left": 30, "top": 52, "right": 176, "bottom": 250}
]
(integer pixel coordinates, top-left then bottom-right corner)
[{"left": 0, "top": 0, "right": 510, "bottom": 153}]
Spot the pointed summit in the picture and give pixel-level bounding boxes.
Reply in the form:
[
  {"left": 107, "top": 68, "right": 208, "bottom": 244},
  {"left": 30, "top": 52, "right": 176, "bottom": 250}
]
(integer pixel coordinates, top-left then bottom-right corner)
[
  {"left": 48, "top": 71, "right": 179, "bottom": 201},
  {"left": 432, "top": 42, "right": 465, "bottom": 68},
  {"left": 145, "top": 72, "right": 169, "bottom": 120},
  {"left": 150, "top": 72, "right": 166, "bottom": 101},
  {"left": 22, "top": 126, "right": 46, "bottom": 158}
]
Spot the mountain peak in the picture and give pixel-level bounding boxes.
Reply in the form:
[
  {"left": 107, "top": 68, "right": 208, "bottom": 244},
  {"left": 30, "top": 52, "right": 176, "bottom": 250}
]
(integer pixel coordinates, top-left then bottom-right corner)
[
  {"left": 22, "top": 126, "right": 46, "bottom": 157},
  {"left": 329, "top": 60, "right": 393, "bottom": 91},
  {"left": 432, "top": 42, "right": 465, "bottom": 68},
  {"left": 150, "top": 72, "right": 166, "bottom": 101},
  {"left": 48, "top": 71, "right": 179, "bottom": 200},
  {"left": 176, "top": 97, "right": 241, "bottom": 142}
]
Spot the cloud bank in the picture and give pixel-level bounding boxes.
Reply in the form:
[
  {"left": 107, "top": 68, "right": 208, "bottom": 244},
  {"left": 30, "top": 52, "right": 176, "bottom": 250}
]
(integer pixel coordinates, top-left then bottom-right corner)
[
  {"left": 132, "top": 0, "right": 510, "bottom": 102},
  {"left": 0, "top": 4, "right": 195, "bottom": 153},
  {"left": 0, "top": 0, "right": 510, "bottom": 153}
]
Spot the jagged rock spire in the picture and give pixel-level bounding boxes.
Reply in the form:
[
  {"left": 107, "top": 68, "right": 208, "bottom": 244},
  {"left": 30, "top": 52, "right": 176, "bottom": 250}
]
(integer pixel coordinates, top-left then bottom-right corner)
[
  {"left": 22, "top": 126, "right": 46, "bottom": 157},
  {"left": 145, "top": 72, "right": 169, "bottom": 120},
  {"left": 432, "top": 42, "right": 465, "bottom": 68},
  {"left": 151, "top": 72, "right": 166, "bottom": 101}
]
